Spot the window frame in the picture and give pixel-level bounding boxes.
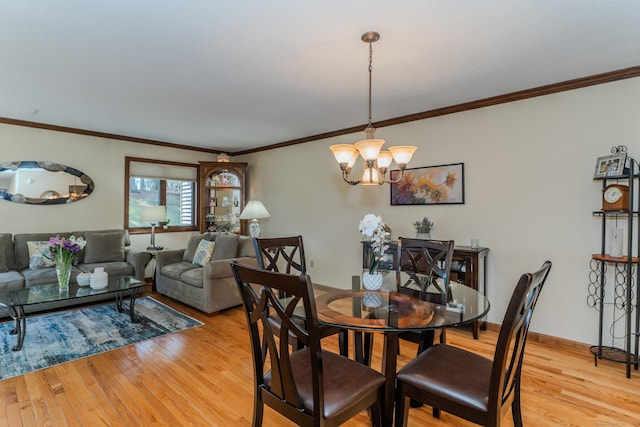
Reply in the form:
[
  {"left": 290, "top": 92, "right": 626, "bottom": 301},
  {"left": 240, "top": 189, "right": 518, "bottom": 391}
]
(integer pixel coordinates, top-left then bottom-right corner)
[{"left": 125, "top": 156, "right": 199, "bottom": 234}]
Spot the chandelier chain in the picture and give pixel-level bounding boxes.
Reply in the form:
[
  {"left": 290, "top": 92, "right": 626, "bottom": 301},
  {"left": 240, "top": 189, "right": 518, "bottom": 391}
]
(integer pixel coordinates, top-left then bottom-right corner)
[{"left": 367, "top": 40, "right": 373, "bottom": 125}]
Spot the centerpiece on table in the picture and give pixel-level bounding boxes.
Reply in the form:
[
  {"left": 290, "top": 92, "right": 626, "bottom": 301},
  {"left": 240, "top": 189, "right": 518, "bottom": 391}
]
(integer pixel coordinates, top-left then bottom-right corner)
[
  {"left": 413, "top": 217, "right": 434, "bottom": 239},
  {"left": 45, "top": 235, "right": 86, "bottom": 291},
  {"left": 359, "top": 213, "right": 390, "bottom": 291}
]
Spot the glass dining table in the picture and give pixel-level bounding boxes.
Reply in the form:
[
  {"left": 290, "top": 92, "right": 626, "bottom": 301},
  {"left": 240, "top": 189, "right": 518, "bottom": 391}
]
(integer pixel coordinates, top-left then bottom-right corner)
[{"left": 311, "top": 271, "right": 490, "bottom": 425}]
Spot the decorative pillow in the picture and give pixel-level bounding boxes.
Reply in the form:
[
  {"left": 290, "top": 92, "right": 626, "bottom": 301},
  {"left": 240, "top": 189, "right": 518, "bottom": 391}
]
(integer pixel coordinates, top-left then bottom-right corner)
[
  {"left": 27, "top": 241, "right": 55, "bottom": 270},
  {"left": 84, "top": 231, "right": 125, "bottom": 263},
  {"left": 183, "top": 233, "right": 208, "bottom": 262},
  {"left": 192, "top": 240, "right": 215, "bottom": 266},
  {"left": 211, "top": 233, "right": 239, "bottom": 260}
]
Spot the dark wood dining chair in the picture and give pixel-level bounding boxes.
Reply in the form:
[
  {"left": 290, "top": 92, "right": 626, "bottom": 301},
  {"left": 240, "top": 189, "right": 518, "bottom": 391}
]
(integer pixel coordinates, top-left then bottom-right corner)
[
  {"left": 231, "top": 262, "right": 386, "bottom": 427},
  {"left": 396, "top": 237, "right": 455, "bottom": 355},
  {"left": 394, "top": 260, "right": 552, "bottom": 427},
  {"left": 253, "top": 236, "right": 348, "bottom": 356}
]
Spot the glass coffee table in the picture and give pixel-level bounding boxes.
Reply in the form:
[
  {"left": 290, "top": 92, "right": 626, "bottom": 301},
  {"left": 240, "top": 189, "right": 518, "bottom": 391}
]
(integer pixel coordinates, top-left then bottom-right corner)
[{"left": 0, "top": 276, "right": 145, "bottom": 351}]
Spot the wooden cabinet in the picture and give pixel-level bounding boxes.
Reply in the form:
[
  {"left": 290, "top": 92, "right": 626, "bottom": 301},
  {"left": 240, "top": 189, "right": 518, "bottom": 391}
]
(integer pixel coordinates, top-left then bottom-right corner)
[
  {"left": 362, "top": 241, "right": 489, "bottom": 339},
  {"left": 199, "top": 162, "right": 247, "bottom": 234}
]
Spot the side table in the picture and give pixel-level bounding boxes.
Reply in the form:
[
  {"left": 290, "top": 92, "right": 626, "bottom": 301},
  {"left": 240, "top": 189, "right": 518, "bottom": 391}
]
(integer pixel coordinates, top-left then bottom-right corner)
[{"left": 145, "top": 248, "right": 165, "bottom": 291}]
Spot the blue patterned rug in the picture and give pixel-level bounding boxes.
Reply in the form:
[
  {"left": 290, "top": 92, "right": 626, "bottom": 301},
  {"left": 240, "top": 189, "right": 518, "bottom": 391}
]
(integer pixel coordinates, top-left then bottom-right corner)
[{"left": 0, "top": 297, "right": 203, "bottom": 380}]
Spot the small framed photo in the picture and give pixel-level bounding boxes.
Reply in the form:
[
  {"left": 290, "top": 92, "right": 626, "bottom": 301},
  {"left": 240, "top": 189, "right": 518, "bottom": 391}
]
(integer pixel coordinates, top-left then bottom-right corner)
[{"left": 594, "top": 153, "right": 626, "bottom": 178}]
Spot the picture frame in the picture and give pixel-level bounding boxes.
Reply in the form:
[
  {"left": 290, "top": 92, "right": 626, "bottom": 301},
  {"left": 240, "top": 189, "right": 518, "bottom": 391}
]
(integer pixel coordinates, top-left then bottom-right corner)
[
  {"left": 390, "top": 162, "right": 465, "bottom": 206},
  {"left": 594, "top": 153, "right": 627, "bottom": 178}
]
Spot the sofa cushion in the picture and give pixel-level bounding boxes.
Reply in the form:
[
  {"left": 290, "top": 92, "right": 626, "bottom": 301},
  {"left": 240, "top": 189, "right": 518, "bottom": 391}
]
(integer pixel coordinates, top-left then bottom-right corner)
[
  {"left": 27, "top": 241, "right": 55, "bottom": 269},
  {"left": 0, "top": 271, "right": 24, "bottom": 291},
  {"left": 79, "top": 261, "right": 134, "bottom": 278},
  {"left": 212, "top": 233, "right": 239, "bottom": 260},
  {"left": 161, "top": 261, "right": 199, "bottom": 281},
  {"left": 183, "top": 233, "right": 209, "bottom": 262},
  {"left": 193, "top": 240, "right": 215, "bottom": 266},
  {"left": 0, "top": 233, "right": 13, "bottom": 272},
  {"left": 238, "top": 236, "right": 255, "bottom": 257},
  {"left": 84, "top": 230, "right": 125, "bottom": 263},
  {"left": 180, "top": 267, "right": 204, "bottom": 288}
]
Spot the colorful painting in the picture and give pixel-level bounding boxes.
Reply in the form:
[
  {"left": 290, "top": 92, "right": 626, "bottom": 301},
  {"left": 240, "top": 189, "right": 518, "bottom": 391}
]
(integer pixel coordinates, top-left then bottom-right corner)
[{"left": 390, "top": 163, "right": 465, "bottom": 205}]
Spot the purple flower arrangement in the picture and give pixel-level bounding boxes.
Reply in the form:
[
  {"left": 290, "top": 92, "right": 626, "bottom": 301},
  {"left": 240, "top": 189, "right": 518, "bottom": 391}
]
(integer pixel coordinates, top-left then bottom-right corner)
[{"left": 45, "top": 235, "right": 86, "bottom": 266}]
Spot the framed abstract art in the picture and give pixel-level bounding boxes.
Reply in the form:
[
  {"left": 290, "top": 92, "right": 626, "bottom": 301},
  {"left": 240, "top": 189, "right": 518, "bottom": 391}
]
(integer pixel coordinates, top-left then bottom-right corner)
[{"left": 390, "top": 163, "right": 465, "bottom": 206}]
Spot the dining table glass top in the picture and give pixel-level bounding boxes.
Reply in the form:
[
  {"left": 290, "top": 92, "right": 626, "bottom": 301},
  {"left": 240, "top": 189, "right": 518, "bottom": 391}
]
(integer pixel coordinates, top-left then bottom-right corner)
[{"left": 312, "top": 271, "right": 490, "bottom": 333}]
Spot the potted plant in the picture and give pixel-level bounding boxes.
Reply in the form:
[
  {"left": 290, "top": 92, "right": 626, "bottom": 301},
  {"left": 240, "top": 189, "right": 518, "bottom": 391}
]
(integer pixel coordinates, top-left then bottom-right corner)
[
  {"left": 359, "top": 213, "right": 390, "bottom": 290},
  {"left": 413, "top": 217, "right": 433, "bottom": 239}
]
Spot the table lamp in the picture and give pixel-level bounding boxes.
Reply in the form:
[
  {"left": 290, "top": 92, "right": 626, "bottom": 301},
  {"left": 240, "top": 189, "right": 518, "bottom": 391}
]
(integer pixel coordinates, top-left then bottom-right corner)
[
  {"left": 141, "top": 205, "right": 166, "bottom": 250},
  {"left": 239, "top": 200, "right": 270, "bottom": 237}
]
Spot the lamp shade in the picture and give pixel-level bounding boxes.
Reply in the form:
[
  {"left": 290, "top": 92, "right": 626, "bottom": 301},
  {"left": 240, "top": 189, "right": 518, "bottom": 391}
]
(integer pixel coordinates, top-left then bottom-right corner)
[
  {"left": 141, "top": 205, "right": 166, "bottom": 223},
  {"left": 239, "top": 200, "right": 270, "bottom": 220}
]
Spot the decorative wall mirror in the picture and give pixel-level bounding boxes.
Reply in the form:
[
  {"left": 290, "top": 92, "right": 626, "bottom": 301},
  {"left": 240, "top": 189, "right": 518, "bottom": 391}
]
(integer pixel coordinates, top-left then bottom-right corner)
[{"left": 0, "top": 161, "right": 94, "bottom": 205}]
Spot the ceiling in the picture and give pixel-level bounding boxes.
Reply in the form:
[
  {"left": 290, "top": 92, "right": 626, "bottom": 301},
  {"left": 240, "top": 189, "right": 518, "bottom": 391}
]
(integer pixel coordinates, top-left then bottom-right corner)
[{"left": 1, "top": 1, "right": 639, "bottom": 154}]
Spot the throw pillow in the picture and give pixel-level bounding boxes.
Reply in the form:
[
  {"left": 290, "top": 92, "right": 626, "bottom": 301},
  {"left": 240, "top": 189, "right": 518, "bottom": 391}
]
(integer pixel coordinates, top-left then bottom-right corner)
[
  {"left": 211, "top": 233, "right": 239, "bottom": 260},
  {"left": 192, "top": 240, "right": 215, "bottom": 267},
  {"left": 27, "top": 241, "right": 55, "bottom": 269},
  {"left": 183, "top": 233, "right": 208, "bottom": 262},
  {"left": 83, "top": 231, "right": 125, "bottom": 263}
]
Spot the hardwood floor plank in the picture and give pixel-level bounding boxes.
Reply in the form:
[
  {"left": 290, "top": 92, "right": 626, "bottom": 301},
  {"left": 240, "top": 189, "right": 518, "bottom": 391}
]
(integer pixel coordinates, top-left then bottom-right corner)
[{"left": 2, "top": 291, "right": 640, "bottom": 426}]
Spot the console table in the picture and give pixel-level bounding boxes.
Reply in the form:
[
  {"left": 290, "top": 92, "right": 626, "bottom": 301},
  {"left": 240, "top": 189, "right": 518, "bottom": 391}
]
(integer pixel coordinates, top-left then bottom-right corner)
[{"left": 362, "top": 242, "right": 489, "bottom": 339}]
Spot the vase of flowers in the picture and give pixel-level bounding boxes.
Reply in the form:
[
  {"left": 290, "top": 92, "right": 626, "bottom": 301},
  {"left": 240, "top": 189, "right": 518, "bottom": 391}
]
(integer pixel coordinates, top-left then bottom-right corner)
[
  {"left": 413, "top": 217, "right": 434, "bottom": 239},
  {"left": 359, "top": 213, "right": 390, "bottom": 290},
  {"left": 45, "top": 235, "right": 86, "bottom": 291}
]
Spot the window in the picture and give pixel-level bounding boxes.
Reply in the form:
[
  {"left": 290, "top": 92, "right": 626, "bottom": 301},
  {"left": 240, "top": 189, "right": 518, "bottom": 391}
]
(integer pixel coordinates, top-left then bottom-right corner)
[{"left": 125, "top": 157, "right": 198, "bottom": 233}]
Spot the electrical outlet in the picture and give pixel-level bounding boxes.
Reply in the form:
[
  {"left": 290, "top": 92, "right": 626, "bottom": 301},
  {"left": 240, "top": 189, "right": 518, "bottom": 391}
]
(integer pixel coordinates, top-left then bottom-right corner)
[{"left": 310, "top": 260, "right": 315, "bottom": 268}]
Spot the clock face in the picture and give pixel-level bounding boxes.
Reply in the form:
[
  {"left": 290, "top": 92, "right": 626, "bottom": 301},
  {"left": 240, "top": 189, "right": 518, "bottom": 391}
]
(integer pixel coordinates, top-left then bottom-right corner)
[{"left": 604, "top": 187, "right": 622, "bottom": 203}]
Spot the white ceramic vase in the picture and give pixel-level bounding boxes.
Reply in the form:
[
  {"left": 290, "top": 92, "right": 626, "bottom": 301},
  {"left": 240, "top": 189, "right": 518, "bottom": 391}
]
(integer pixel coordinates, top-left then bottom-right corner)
[
  {"left": 90, "top": 267, "right": 109, "bottom": 289},
  {"left": 415, "top": 232, "right": 431, "bottom": 240},
  {"left": 362, "top": 271, "right": 384, "bottom": 291}
]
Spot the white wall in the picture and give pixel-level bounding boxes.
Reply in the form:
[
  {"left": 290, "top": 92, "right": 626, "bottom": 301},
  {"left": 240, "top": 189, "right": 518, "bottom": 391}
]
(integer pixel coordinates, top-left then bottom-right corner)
[
  {"left": 2, "top": 77, "right": 639, "bottom": 345},
  {"left": 0, "top": 124, "right": 217, "bottom": 252},
  {"left": 238, "top": 76, "right": 640, "bottom": 345}
]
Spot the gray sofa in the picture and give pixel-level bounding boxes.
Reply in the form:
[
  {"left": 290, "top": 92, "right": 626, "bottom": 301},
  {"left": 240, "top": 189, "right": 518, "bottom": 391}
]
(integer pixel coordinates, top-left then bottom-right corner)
[
  {"left": 0, "top": 229, "right": 151, "bottom": 316},
  {"left": 155, "top": 232, "right": 257, "bottom": 314}
]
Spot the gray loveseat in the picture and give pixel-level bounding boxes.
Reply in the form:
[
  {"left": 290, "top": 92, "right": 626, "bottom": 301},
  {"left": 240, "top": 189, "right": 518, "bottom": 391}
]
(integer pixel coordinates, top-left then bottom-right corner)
[
  {"left": 0, "top": 229, "right": 150, "bottom": 316},
  {"left": 155, "top": 232, "right": 257, "bottom": 314}
]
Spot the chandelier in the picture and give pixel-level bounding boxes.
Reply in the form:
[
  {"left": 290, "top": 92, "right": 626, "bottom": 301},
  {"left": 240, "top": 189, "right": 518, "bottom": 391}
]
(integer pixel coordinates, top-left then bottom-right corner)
[{"left": 330, "top": 31, "right": 417, "bottom": 186}]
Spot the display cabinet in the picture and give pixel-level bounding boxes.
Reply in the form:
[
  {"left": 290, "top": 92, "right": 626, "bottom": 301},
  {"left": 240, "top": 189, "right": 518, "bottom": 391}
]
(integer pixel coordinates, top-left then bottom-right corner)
[
  {"left": 199, "top": 162, "right": 247, "bottom": 234},
  {"left": 362, "top": 240, "right": 489, "bottom": 339},
  {"left": 588, "top": 147, "right": 639, "bottom": 378}
]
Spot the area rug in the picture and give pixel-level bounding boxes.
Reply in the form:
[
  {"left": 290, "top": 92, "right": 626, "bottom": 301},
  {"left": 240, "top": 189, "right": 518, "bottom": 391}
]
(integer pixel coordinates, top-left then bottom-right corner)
[{"left": 0, "top": 297, "right": 203, "bottom": 380}]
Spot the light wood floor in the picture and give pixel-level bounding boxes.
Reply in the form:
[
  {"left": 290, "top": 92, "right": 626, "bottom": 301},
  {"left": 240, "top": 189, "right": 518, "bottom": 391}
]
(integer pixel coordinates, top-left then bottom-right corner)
[{"left": 2, "top": 290, "right": 640, "bottom": 427}]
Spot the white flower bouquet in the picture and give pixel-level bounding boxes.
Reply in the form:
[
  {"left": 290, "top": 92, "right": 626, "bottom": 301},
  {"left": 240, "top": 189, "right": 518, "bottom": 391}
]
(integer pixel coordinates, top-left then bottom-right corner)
[{"left": 359, "top": 213, "right": 390, "bottom": 274}]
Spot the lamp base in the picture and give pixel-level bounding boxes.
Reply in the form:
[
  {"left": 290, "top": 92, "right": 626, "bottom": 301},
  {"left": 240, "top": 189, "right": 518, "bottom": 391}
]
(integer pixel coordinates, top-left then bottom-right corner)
[{"left": 249, "top": 220, "right": 261, "bottom": 238}]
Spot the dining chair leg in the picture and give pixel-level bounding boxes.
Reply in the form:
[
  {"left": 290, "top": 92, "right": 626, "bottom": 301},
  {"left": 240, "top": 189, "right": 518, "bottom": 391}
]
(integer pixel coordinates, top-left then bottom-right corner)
[
  {"left": 253, "top": 395, "right": 264, "bottom": 427},
  {"left": 338, "top": 330, "right": 349, "bottom": 357},
  {"left": 512, "top": 382, "right": 524, "bottom": 427},
  {"left": 394, "top": 383, "right": 409, "bottom": 427},
  {"left": 369, "top": 395, "right": 384, "bottom": 427}
]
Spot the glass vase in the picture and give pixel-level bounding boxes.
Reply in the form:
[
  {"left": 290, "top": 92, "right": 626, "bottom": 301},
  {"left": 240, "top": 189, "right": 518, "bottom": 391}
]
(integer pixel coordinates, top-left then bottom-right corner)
[{"left": 56, "top": 262, "right": 72, "bottom": 291}]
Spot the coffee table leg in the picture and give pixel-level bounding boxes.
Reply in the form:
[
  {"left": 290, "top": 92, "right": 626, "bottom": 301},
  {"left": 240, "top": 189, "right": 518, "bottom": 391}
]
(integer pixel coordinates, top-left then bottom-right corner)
[
  {"left": 7, "top": 305, "right": 26, "bottom": 351},
  {"left": 115, "top": 289, "right": 140, "bottom": 323}
]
